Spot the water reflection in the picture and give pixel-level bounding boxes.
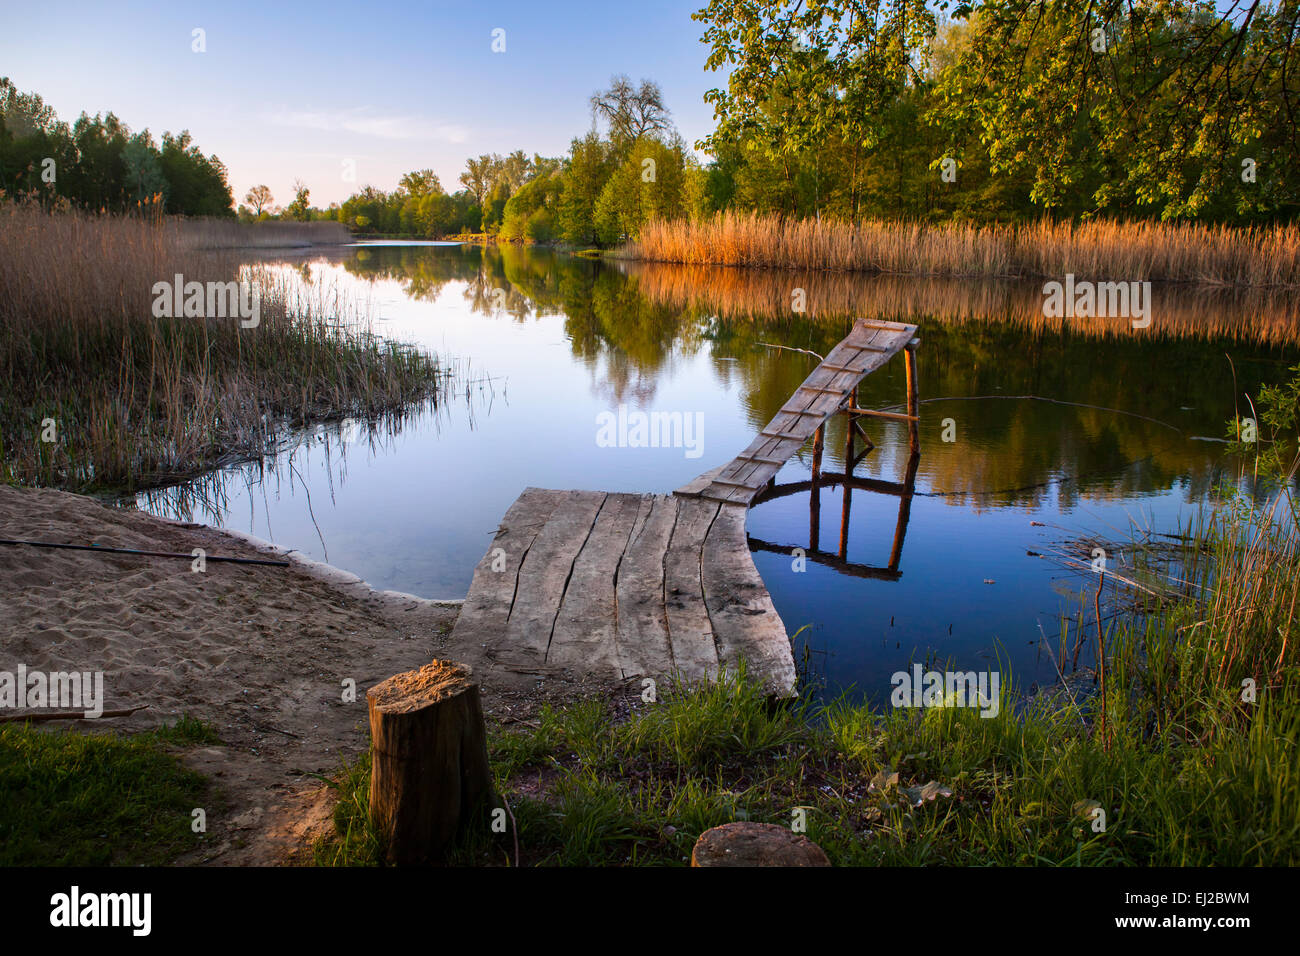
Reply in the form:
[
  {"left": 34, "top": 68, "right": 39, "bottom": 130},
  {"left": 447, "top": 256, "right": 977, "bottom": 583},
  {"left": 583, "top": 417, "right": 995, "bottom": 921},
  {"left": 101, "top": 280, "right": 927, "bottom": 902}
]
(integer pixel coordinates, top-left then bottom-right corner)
[
  {"left": 136, "top": 242, "right": 1300, "bottom": 703},
  {"left": 749, "top": 451, "right": 921, "bottom": 581}
]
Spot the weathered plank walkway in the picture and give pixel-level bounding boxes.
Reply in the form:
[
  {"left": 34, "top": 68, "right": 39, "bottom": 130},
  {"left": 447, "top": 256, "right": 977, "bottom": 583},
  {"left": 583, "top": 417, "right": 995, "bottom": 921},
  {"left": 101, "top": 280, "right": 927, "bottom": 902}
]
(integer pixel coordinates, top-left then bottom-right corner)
[
  {"left": 450, "top": 318, "right": 919, "bottom": 696},
  {"left": 675, "top": 319, "right": 918, "bottom": 505},
  {"left": 454, "top": 490, "right": 794, "bottom": 693}
]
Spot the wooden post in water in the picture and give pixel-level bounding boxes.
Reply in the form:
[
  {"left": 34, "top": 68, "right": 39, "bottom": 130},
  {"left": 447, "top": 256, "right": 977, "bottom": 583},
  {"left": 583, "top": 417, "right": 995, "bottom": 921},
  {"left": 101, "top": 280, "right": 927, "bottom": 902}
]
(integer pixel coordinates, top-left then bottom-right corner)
[
  {"left": 367, "top": 660, "right": 494, "bottom": 865},
  {"left": 904, "top": 340, "right": 920, "bottom": 455},
  {"left": 809, "top": 423, "right": 825, "bottom": 551},
  {"left": 840, "top": 421, "right": 854, "bottom": 558}
]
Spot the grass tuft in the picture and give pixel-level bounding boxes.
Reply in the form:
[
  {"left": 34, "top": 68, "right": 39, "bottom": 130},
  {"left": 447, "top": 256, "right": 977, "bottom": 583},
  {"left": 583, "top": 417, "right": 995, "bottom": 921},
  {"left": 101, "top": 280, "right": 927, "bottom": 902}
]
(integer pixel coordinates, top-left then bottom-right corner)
[{"left": 0, "top": 717, "right": 218, "bottom": 866}]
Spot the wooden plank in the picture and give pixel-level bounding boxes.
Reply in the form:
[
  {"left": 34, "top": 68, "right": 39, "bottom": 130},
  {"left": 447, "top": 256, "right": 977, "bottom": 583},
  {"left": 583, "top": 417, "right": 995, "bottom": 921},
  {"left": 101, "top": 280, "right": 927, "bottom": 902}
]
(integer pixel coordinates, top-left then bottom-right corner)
[
  {"left": 453, "top": 488, "right": 565, "bottom": 641},
  {"left": 613, "top": 494, "right": 677, "bottom": 680},
  {"left": 547, "top": 493, "right": 643, "bottom": 674},
  {"left": 502, "top": 490, "right": 607, "bottom": 664},
  {"left": 663, "top": 497, "right": 721, "bottom": 681},
  {"left": 674, "top": 464, "right": 726, "bottom": 498},
  {"left": 712, "top": 325, "right": 904, "bottom": 489},
  {"left": 701, "top": 503, "right": 796, "bottom": 695}
]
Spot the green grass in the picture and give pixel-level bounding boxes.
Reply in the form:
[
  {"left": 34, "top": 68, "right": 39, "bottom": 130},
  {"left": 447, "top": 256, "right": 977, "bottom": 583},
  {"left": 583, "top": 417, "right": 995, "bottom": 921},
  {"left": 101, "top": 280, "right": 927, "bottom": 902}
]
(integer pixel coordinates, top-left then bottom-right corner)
[
  {"left": 0, "top": 716, "right": 219, "bottom": 866},
  {"left": 310, "top": 751, "right": 385, "bottom": 867},
  {"left": 313, "top": 661, "right": 1297, "bottom": 867}
]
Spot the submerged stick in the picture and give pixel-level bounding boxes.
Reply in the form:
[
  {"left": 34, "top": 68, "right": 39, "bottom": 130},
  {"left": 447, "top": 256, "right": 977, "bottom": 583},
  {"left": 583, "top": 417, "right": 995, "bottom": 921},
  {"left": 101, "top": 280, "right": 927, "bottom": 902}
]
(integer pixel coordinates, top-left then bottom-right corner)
[{"left": 0, "top": 538, "right": 289, "bottom": 567}]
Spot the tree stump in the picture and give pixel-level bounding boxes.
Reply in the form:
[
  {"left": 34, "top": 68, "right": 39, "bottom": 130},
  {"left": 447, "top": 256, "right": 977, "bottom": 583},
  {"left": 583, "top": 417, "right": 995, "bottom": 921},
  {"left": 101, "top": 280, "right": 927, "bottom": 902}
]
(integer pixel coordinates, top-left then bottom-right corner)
[
  {"left": 690, "top": 822, "right": 831, "bottom": 867},
  {"left": 367, "top": 660, "right": 493, "bottom": 864}
]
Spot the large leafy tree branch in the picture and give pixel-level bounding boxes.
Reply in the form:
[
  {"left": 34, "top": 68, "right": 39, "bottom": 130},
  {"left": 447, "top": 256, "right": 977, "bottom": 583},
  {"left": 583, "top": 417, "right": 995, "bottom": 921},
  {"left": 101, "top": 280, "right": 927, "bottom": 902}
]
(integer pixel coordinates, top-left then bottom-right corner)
[
  {"left": 694, "top": 0, "right": 939, "bottom": 158},
  {"left": 939, "top": 0, "right": 1299, "bottom": 217}
]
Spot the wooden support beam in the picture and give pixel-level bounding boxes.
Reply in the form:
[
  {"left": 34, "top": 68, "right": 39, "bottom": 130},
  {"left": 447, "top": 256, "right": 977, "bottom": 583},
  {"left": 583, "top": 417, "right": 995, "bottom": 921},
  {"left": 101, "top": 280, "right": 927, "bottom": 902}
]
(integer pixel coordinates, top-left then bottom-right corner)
[
  {"left": 845, "top": 407, "right": 919, "bottom": 423},
  {"left": 810, "top": 423, "right": 825, "bottom": 483},
  {"left": 905, "top": 342, "right": 920, "bottom": 455},
  {"left": 840, "top": 423, "right": 853, "bottom": 556},
  {"left": 810, "top": 423, "right": 825, "bottom": 551}
]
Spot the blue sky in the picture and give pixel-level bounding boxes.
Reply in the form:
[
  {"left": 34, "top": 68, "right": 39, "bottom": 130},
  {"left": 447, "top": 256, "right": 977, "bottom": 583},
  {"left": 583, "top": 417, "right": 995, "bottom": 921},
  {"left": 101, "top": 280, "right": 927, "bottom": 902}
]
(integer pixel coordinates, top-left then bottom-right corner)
[{"left": 4, "top": 0, "right": 723, "bottom": 207}]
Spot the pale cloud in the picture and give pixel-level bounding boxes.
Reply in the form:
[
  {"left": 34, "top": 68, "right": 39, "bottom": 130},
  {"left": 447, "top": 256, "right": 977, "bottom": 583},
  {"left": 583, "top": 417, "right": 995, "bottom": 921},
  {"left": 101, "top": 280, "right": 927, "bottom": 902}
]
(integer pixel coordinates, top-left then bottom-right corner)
[{"left": 261, "top": 107, "right": 469, "bottom": 144}]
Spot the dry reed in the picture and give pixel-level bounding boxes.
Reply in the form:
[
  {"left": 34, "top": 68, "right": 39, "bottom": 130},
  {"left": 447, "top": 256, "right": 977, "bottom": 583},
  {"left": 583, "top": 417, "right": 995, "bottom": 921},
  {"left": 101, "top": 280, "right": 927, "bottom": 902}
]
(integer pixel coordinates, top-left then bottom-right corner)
[
  {"left": 627, "top": 212, "right": 1300, "bottom": 288},
  {"left": 0, "top": 203, "right": 443, "bottom": 491}
]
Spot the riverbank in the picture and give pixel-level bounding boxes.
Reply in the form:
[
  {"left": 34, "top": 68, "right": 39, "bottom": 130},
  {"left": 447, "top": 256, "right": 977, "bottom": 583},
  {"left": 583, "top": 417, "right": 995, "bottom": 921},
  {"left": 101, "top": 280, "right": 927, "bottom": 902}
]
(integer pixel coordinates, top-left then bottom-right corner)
[
  {"left": 3, "top": 480, "right": 1295, "bottom": 866},
  {"left": 0, "top": 484, "right": 597, "bottom": 865}
]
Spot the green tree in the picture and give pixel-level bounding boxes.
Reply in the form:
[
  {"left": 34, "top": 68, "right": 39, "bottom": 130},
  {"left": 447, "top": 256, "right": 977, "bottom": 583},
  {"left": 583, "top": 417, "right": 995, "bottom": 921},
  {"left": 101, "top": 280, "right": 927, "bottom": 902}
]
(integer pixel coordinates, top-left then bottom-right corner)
[
  {"left": 694, "top": 0, "right": 937, "bottom": 222},
  {"left": 593, "top": 137, "right": 691, "bottom": 244},
  {"left": 558, "top": 132, "right": 613, "bottom": 244},
  {"left": 286, "top": 179, "right": 310, "bottom": 221},
  {"left": 936, "top": 1, "right": 1300, "bottom": 220},
  {"left": 159, "top": 130, "right": 234, "bottom": 216},
  {"left": 121, "top": 132, "right": 167, "bottom": 206}
]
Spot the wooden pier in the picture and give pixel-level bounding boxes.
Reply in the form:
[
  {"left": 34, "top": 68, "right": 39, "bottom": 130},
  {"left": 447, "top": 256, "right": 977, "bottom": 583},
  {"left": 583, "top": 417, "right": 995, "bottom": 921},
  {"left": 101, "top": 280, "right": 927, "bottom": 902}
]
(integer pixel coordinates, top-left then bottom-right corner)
[{"left": 450, "top": 319, "right": 919, "bottom": 696}]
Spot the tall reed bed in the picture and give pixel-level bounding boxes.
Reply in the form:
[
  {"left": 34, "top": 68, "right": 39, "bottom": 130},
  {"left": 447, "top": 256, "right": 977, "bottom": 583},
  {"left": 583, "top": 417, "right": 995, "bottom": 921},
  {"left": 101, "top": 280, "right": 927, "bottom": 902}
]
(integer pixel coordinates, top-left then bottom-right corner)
[
  {"left": 1116, "top": 496, "right": 1299, "bottom": 732},
  {"left": 628, "top": 212, "right": 1300, "bottom": 287},
  {"left": 0, "top": 203, "right": 445, "bottom": 491}
]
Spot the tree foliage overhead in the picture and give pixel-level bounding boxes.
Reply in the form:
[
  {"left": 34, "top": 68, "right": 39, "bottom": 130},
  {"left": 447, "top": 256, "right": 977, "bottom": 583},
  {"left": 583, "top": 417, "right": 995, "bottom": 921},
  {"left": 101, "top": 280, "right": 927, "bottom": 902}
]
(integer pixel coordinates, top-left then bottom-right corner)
[
  {"left": 941, "top": 0, "right": 1300, "bottom": 218},
  {"left": 694, "top": 0, "right": 1300, "bottom": 222},
  {"left": 695, "top": 0, "right": 937, "bottom": 157}
]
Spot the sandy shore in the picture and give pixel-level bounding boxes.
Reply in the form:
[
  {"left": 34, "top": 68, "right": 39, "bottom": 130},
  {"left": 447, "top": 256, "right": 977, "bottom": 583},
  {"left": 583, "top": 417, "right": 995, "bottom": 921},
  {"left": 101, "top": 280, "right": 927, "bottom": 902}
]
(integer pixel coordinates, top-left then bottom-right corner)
[{"left": 0, "top": 484, "right": 587, "bottom": 865}]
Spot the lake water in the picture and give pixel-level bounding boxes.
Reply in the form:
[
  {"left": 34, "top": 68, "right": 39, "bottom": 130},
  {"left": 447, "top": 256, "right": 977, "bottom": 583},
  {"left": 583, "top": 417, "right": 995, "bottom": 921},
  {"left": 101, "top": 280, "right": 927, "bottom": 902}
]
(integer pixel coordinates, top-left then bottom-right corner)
[{"left": 136, "top": 242, "right": 1300, "bottom": 704}]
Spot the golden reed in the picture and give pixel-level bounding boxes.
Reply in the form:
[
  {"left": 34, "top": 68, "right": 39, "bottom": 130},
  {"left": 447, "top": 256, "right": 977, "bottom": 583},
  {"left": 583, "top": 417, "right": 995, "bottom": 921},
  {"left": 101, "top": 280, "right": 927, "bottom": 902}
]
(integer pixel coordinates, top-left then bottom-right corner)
[{"left": 626, "top": 212, "right": 1300, "bottom": 289}]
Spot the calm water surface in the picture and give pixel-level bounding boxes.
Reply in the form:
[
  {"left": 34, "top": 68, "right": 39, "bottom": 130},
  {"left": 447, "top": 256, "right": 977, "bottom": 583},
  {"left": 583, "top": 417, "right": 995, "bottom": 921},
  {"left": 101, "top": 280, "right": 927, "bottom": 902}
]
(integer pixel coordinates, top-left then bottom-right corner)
[{"left": 137, "top": 243, "right": 1300, "bottom": 704}]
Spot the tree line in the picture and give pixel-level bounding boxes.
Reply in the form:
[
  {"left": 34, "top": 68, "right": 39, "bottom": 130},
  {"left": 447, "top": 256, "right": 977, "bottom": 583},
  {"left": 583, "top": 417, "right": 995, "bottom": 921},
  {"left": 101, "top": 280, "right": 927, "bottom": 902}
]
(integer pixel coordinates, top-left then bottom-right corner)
[
  {"left": 318, "top": 76, "right": 708, "bottom": 244},
  {"left": 0, "top": 77, "right": 234, "bottom": 216},
  {"left": 6, "top": 1, "right": 1296, "bottom": 235}
]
